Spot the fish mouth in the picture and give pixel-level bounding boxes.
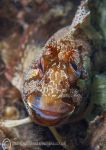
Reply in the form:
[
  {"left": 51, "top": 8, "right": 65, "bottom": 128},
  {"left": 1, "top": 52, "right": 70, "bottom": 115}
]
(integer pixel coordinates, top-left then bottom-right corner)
[
  {"left": 27, "top": 95, "right": 75, "bottom": 126},
  {"left": 34, "top": 106, "right": 67, "bottom": 119},
  {"left": 31, "top": 106, "right": 73, "bottom": 126},
  {"left": 29, "top": 101, "right": 75, "bottom": 126}
]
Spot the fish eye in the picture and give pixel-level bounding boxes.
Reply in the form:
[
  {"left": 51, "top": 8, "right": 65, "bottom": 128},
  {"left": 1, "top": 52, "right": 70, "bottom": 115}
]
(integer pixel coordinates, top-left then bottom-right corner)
[{"left": 70, "top": 62, "right": 81, "bottom": 77}]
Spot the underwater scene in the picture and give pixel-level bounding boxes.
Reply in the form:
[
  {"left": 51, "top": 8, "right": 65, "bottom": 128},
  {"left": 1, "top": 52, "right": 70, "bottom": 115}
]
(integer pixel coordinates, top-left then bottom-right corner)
[{"left": 0, "top": 0, "right": 106, "bottom": 150}]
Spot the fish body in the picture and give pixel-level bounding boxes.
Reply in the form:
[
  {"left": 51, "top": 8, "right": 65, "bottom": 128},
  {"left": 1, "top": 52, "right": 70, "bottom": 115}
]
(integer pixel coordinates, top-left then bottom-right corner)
[{"left": 23, "top": 0, "right": 91, "bottom": 126}]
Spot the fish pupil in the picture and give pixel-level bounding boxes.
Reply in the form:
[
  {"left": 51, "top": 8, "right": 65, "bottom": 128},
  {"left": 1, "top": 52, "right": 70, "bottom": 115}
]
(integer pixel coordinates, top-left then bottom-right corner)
[
  {"left": 70, "top": 62, "right": 81, "bottom": 77},
  {"left": 70, "top": 62, "right": 77, "bottom": 71}
]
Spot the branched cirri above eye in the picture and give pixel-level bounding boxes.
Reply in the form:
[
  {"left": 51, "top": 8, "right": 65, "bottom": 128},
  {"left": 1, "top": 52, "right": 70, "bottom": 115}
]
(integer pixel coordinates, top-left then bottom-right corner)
[{"left": 70, "top": 62, "right": 81, "bottom": 77}]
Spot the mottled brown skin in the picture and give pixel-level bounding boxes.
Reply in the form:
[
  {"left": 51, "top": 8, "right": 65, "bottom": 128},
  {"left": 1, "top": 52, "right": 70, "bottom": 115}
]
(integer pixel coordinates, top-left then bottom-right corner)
[
  {"left": 23, "top": 27, "right": 91, "bottom": 126},
  {"left": 23, "top": 0, "right": 91, "bottom": 126}
]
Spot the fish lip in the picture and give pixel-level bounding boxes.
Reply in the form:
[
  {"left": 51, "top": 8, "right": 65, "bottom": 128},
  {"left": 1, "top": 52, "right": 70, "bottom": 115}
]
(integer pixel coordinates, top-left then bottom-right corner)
[
  {"left": 32, "top": 106, "right": 67, "bottom": 120},
  {"left": 31, "top": 106, "right": 69, "bottom": 126},
  {"left": 28, "top": 100, "right": 75, "bottom": 126},
  {"left": 27, "top": 96, "right": 75, "bottom": 125},
  {"left": 28, "top": 98, "right": 75, "bottom": 120}
]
